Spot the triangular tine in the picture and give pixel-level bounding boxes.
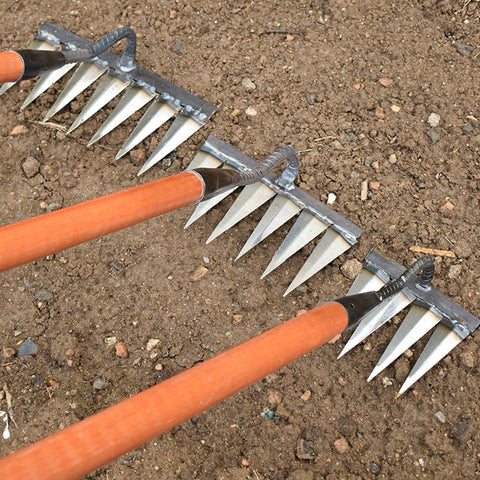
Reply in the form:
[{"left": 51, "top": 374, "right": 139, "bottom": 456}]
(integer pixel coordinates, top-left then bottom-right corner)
[
  {"left": 347, "top": 269, "right": 386, "bottom": 295},
  {"left": 236, "top": 195, "right": 302, "bottom": 260},
  {"left": 87, "top": 85, "right": 154, "bottom": 146},
  {"left": 66, "top": 75, "right": 129, "bottom": 134},
  {"left": 43, "top": 62, "right": 106, "bottom": 121},
  {"left": 21, "top": 63, "right": 76, "bottom": 110},
  {"left": 0, "top": 40, "right": 53, "bottom": 96},
  {"left": 205, "top": 182, "right": 276, "bottom": 244},
  {"left": 368, "top": 305, "right": 441, "bottom": 381},
  {"left": 261, "top": 210, "right": 328, "bottom": 278},
  {"left": 137, "top": 109, "right": 205, "bottom": 176},
  {"left": 115, "top": 99, "right": 180, "bottom": 160},
  {"left": 398, "top": 325, "right": 463, "bottom": 395},
  {"left": 283, "top": 229, "right": 350, "bottom": 296},
  {"left": 338, "top": 290, "right": 413, "bottom": 358}
]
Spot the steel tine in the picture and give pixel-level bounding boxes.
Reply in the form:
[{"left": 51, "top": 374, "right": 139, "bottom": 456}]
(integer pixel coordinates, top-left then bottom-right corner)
[
  {"left": 115, "top": 97, "right": 181, "bottom": 160},
  {"left": 43, "top": 62, "right": 106, "bottom": 121},
  {"left": 284, "top": 229, "right": 351, "bottom": 296},
  {"left": 347, "top": 268, "right": 386, "bottom": 295},
  {"left": 66, "top": 74, "right": 129, "bottom": 134},
  {"left": 0, "top": 39, "right": 52, "bottom": 96},
  {"left": 87, "top": 85, "right": 154, "bottom": 146},
  {"left": 137, "top": 107, "right": 206, "bottom": 176},
  {"left": 21, "top": 62, "right": 76, "bottom": 110},
  {"left": 368, "top": 305, "right": 441, "bottom": 381},
  {"left": 398, "top": 324, "right": 463, "bottom": 395},
  {"left": 205, "top": 182, "right": 276, "bottom": 244},
  {"left": 261, "top": 210, "right": 328, "bottom": 278},
  {"left": 236, "top": 195, "right": 302, "bottom": 260}
]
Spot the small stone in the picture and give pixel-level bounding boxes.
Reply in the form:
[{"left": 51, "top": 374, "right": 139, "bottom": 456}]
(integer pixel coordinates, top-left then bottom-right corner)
[
  {"left": 391, "top": 104, "right": 401, "bottom": 112},
  {"left": 427, "top": 130, "right": 440, "bottom": 144},
  {"left": 388, "top": 153, "right": 397, "bottom": 164},
  {"left": 427, "top": 112, "right": 441, "bottom": 128},
  {"left": 334, "top": 437, "right": 349, "bottom": 454},
  {"left": 22, "top": 157, "right": 40, "bottom": 178},
  {"left": 268, "top": 388, "right": 282, "bottom": 407},
  {"left": 154, "top": 363, "right": 164, "bottom": 371},
  {"left": 115, "top": 342, "right": 129, "bottom": 358},
  {"left": 46, "top": 379, "right": 59, "bottom": 389},
  {"left": 378, "top": 77, "right": 393, "bottom": 87},
  {"left": 435, "top": 411, "right": 446, "bottom": 423},
  {"left": 381, "top": 376, "right": 393, "bottom": 386},
  {"left": 173, "top": 41, "right": 183, "bottom": 52},
  {"left": 241, "top": 459, "right": 250, "bottom": 467},
  {"left": 345, "top": 131, "right": 357, "bottom": 142},
  {"left": 448, "top": 264, "right": 462, "bottom": 279},
  {"left": 245, "top": 106, "right": 257, "bottom": 116},
  {"left": 129, "top": 149, "right": 146, "bottom": 164},
  {"left": 231, "top": 108, "right": 240, "bottom": 117},
  {"left": 46, "top": 203, "right": 60, "bottom": 213},
  {"left": 296, "top": 309, "right": 308, "bottom": 316},
  {"left": 341, "top": 258, "right": 362, "bottom": 280},
  {"left": 441, "top": 201, "right": 455, "bottom": 212},
  {"left": 10, "top": 124, "right": 28, "bottom": 135},
  {"left": 332, "top": 139, "right": 344, "bottom": 150},
  {"left": 462, "top": 124, "right": 473, "bottom": 133},
  {"left": 93, "top": 378, "right": 107, "bottom": 390},
  {"left": 191, "top": 265, "right": 208, "bottom": 281},
  {"left": 375, "top": 106, "right": 385, "bottom": 118},
  {"left": 233, "top": 314, "right": 243, "bottom": 322},
  {"left": 296, "top": 438, "right": 315, "bottom": 460},
  {"left": 241, "top": 77, "right": 256, "bottom": 91},
  {"left": 286, "top": 34, "right": 295, "bottom": 42},
  {"left": 456, "top": 44, "right": 474, "bottom": 56},
  {"left": 371, "top": 161, "right": 380, "bottom": 170},
  {"left": 370, "top": 462, "right": 379, "bottom": 474},
  {"left": 460, "top": 351, "right": 475, "bottom": 368},
  {"left": 104, "top": 336, "right": 117, "bottom": 347},
  {"left": 326, "top": 193, "right": 336, "bottom": 205},
  {"left": 146, "top": 338, "right": 160, "bottom": 351},
  {"left": 360, "top": 179, "right": 369, "bottom": 201},
  {"left": 35, "top": 289, "right": 53, "bottom": 301},
  {"left": 300, "top": 390, "right": 311, "bottom": 401},
  {"left": 18, "top": 338, "right": 38, "bottom": 358},
  {"left": 369, "top": 180, "right": 380, "bottom": 191},
  {"left": 327, "top": 333, "right": 341, "bottom": 345}
]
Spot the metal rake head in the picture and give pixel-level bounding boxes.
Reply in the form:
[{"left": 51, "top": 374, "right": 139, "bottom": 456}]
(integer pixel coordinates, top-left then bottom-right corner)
[
  {"left": 185, "top": 135, "right": 362, "bottom": 296},
  {"left": 340, "top": 248, "right": 479, "bottom": 394},
  {"left": 0, "top": 22, "right": 216, "bottom": 176}
]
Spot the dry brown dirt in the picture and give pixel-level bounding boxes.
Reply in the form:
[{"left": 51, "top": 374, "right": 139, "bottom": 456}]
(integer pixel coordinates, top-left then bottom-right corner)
[{"left": 1, "top": 1, "right": 480, "bottom": 479}]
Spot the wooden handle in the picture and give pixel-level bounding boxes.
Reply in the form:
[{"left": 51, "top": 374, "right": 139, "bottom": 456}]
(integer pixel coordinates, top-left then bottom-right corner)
[
  {"left": 0, "top": 171, "right": 204, "bottom": 273},
  {"left": 0, "top": 51, "right": 25, "bottom": 82},
  {"left": 0, "top": 302, "right": 348, "bottom": 480}
]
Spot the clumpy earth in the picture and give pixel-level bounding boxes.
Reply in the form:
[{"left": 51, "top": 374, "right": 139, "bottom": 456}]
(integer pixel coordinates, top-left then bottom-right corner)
[{"left": 1, "top": 1, "right": 480, "bottom": 479}]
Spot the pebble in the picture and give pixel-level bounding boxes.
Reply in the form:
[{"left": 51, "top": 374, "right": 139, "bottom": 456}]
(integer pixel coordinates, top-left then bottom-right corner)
[
  {"left": 191, "top": 265, "right": 208, "bottom": 281},
  {"left": 345, "top": 131, "right": 357, "bottom": 142},
  {"left": 10, "top": 124, "right": 28, "bottom": 135},
  {"left": 173, "top": 41, "right": 183, "bottom": 52},
  {"left": 334, "top": 436, "right": 349, "bottom": 454},
  {"left": 154, "top": 363, "right": 164, "bottom": 371},
  {"left": 22, "top": 157, "right": 40, "bottom": 178},
  {"left": 332, "top": 139, "right": 344, "bottom": 150},
  {"left": 369, "top": 180, "right": 380, "bottom": 191},
  {"left": 435, "top": 411, "right": 446, "bottom": 423},
  {"left": 370, "top": 462, "right": 379, "bottom": 474},
  {"left": 241, "top": 77, "right": 256, "bottom": 91},
  {"left": 327, "top": 333, "right": 341, "bottom": 344},
  {"left": 35, "top": 289, "right": 53, "bottom": 301},
  {"left": 326, "top": 193, "right": 336, "bottom": 205},
  {"left": 427, "top": 130, "right": 440, "bottom": 144},
  {"left": 129, "top": 149, "right": 146, "bottom": 164},
  {"left": 388, "top": 153, "right": 397, "bottom": 164},
  {"left": 104, "top": 336, "right": 117, "bottom": 346},
  {"left": 115, "top": 342, "right": 129, "bottom": 358},
  {"left": 462, "top": 124, "right": 473, "bottom": 133},
  {"left": 391, "top": 104, "right": 401, "bottom": 112},
  {"left": 245, "top": 106, "right": 257, "bottom": 116},
  {"left": 427, "top": 112, "right": 441, "bottom": 128},
  {"left": 460, "top": 351, "right": 475, "bottom": 368},
  {"left": 18, "top": 338, "right": 38, "bottom": 358},
  {"left": 92, "top": 378, "right": 107, "bottom": 390},
  {"left": 360, "top": 179, "right": 369, "bottom": 201},
  {"left": 378, "top": 77, "right": 393, "bottom": 87},
  {"left": 300, "top": 390, "right": 311, "bottom": 401},
  {"left": 456, "top": 43, "right": 474, "bottom": 56},
  {"left": 296, "top": 438, "right": 315, "bottom": 460},
  {"left": 146, "top": 338, "right": 160, "bottom": 351},
  {"left": 448, "top": 264, "right": 462, "bottom": 279},
  {"left": 340, "top": 258, "right": 362, "bottom": 280}
]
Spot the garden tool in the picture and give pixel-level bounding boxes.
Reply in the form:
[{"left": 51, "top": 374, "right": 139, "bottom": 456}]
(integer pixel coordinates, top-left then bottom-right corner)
[
  {"left": 184, "top": 136, "right": 362, "bottom": 295},
  {"left": 0, "top": 136, "right": 298, "bottom": 274},
  {"left": 0, "top": 22, "right": 216, "bottom": 175},
  {"left": 0, "top": 256, "right": 436, "bottom": 480},
  {"left": 339, "top": 248, "right": 479, "bottom": 394}
]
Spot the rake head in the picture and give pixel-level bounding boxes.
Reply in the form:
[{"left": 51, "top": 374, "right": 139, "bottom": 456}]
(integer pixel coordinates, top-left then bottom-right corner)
[
  {"left": 185, "top": 135, "right": 362, "bottom": 296},
  {"left": 340, "top": 249, "right": 479, "bottom": 394},
  {"left": 1, "top": 22, "right": 216, "bottom": 175}
]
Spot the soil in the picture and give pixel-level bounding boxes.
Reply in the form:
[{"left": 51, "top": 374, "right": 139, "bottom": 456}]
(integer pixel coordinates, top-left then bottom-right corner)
[{"left": 1, "top": 1, "right": 480, "bottom": 479}]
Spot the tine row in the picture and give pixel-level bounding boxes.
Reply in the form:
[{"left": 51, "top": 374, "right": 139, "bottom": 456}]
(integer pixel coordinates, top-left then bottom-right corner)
[
  {"left": 341, "top": 249, "right": 479, "bottom": 394},
  {"left": 185, "top": 135, "right": 362, "bottom": 297},
  {"left": 2, "top": 22, "right": 216, "bottom": 176}
]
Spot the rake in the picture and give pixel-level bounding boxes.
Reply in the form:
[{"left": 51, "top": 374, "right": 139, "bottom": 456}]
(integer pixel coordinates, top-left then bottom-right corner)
[
  {"left": 0, "top": 135, "right": 361, "bottom": 296},
  {"left": 339, "top": 248, "right": 479, "bottom": 394},
  {"left": 0, "top": 255, "right": 446, "bottom": 480},
  {"left": 0, "top": 22, "right": 216, "bottom": 175}
]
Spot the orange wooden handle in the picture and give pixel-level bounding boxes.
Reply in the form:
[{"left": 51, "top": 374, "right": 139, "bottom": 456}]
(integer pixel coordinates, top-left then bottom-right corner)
[
  {"left": 0, "top": 302, "right": 348, "bottom": 480},
  {"left": 0, "top": 171, "right": 204, "bottom": 273},
  {"left": 0, "top": 51, "right": 25, "bottom": 82}
]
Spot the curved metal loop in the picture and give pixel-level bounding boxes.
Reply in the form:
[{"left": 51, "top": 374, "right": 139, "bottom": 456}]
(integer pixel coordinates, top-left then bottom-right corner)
[{"left": 237, "top": 145, "right": 299, "bottom": 190}]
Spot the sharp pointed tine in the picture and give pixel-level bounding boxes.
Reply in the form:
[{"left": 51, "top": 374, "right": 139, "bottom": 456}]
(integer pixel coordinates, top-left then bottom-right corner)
[
  {"left": 347, "top": 269, "right": 386, "bottom": 296},
  {"left": 261, "top": 211, "right": 328, "bottom": 278},
  {"left": 43, "top": 63, "right": 105, "bottom": 121},
  {"left": 185, "top": 151, "right": 222, "bottom": 171},
  {"left": 66, "top": 75, "right": 128, "bottom": 134},
  {"left": 205, "top": 182, "right": 276, "bottom": 244},
  {"left": 137, "top": 109, "right": 205, "bottom": 176},
  {"left": 338, "top": 290, "right": 413, "bottom": 358},
  {"left": 87, "top": 86, "right": 154, "bottom": 146},
  {"left": 368, "top": 305, "right": 441, "bottom": 381},
  {"left": 115, "top": 99, "right": 180, "bottom": 160},
  {"left": 284, "top": 229, "right": 350, "bottom": 296},
  {"left": 236, "top": 195, "right": 302, "bottom": 260},
  {"left": 21, "top": 63, "right": 76, "bottom": 110},
  {"left": 0, "top": 40, "right": 53, "bottom": 96},
  {"left": 398, "top": 325, "right": 463, "bottom": 395}
]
